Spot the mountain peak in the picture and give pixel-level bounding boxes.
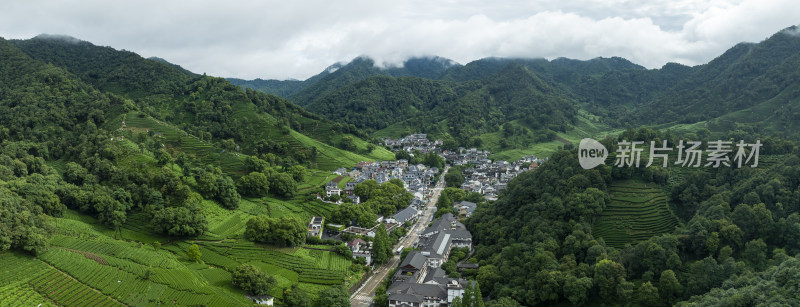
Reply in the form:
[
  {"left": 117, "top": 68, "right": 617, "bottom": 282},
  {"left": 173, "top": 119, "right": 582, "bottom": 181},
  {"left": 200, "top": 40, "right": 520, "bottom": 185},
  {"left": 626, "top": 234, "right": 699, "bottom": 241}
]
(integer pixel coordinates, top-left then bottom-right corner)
[
  {"left": 779, "top": 25, "right": 800, "bottom": 37},
  {"left": 33, "top": 33, "right": 84, "bottom": 44}
]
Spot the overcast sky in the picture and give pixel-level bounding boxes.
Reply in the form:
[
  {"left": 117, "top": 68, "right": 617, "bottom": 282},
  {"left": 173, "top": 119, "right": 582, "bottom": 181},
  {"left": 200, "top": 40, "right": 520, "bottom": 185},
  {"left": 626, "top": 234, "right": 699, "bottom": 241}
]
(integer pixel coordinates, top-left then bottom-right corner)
[{"left": 1, "top": 0, "right": 798, "bottom": 80}]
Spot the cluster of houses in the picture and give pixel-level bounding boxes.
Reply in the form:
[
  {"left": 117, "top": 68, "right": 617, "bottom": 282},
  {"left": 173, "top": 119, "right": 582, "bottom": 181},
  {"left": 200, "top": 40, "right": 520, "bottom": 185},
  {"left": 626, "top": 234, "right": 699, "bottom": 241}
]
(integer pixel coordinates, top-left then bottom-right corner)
[
  {"left": 458, "top": 155, "right": 543, "bottom": 200},
  {"left": 382, "top": 134, "right": 547, "bottom": 201},
  {"left": 386, "top": 213, "right": 475, "bottom": 307},
  {"left": 441, "top": 147, "right": 491, "bottom": 166},
  {"left": 330, "top": 159, "right": 439, "bottom": 200},
  {"left": 332, "top": 198, "right": 427, "bottom": 265},
  {"left": 383, "top": 134, "right": 443, "bottom": 154}
]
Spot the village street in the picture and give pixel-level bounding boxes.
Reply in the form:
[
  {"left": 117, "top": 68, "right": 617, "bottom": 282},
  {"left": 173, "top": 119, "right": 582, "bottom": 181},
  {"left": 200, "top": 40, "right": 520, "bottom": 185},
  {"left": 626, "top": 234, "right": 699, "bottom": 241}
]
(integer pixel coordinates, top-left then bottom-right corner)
[{"left": 350, "top": 166, "right": 449, "bottom": 307}]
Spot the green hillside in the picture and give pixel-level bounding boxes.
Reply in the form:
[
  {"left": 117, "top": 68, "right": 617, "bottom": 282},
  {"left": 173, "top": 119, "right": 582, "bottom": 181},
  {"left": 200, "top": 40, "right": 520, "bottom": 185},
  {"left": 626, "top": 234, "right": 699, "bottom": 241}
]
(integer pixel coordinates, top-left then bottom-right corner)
[
  {"left": 11, "top": 35, "right": 391, "bottom": 171},
  {"left": 0, "top": 35, "right": 374, "bottom": 306},
  {"left": 633, "top": 26, "right": 800, "bottom": 131}
]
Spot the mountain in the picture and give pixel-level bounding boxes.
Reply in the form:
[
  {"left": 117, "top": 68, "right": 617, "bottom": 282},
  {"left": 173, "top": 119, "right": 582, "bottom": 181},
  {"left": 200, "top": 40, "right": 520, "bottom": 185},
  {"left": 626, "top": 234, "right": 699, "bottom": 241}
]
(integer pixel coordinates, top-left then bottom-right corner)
[
  {"left": 227, "top": 77, "right": 307, "bottom": 98},
  {"left": 633, "top": 26, "right": 800, "bottom": 132},
  {"left": 440, "top": 56, "right": 644, "bottom": 82},
  {"left": 302, "top": 61, "right": 579, "bottom": 147},
  {"left": 11, "top": 35, "right": 394, "bottom": 170},
  {"left": 228, "top": 55, "right": 459, "bottom": 105},
  {"left": 0, "top": 35, "right": 378, "bottom": 306},
  {"left": 257, "top": 25, "right": 800, "bottom": 160}
]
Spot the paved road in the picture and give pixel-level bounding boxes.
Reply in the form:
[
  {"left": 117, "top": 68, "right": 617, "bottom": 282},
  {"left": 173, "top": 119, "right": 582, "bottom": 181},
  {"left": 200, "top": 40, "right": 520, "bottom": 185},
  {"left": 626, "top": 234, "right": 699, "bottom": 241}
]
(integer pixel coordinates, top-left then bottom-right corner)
[{"left": 350, "top": 166, "right": 449, "bottom": 307}]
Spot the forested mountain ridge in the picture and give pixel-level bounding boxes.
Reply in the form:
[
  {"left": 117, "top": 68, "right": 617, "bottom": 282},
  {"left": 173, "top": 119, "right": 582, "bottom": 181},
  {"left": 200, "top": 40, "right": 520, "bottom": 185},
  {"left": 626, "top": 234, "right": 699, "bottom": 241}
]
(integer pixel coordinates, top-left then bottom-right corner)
[
  {"left": 232, "top": 26, "right": 800, "bottom": 159},
  {"left": 11, "top": 35, "right": 394, "bottom": 169},
  {"left": 301, "top": 60, "right": 580, "bottom": 148},
  {"left": 633, "top": 26, "right": 800, "bottom": 128},
  {"left": 228, "top": 56, "right": 459, "bottom": 105},
  {"left": 287, "top": 56, "right": 458, "bottom": 106}
]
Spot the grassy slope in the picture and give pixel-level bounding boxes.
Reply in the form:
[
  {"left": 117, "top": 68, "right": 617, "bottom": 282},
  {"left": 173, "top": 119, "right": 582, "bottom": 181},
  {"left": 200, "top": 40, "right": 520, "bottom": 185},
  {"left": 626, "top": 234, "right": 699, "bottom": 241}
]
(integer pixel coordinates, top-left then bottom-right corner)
[
  {"left": 106, "top": 110, "right": 391, "bottom": 177},
  {"left": 485, "top": 110, "right": 623, "bottom": 161}
]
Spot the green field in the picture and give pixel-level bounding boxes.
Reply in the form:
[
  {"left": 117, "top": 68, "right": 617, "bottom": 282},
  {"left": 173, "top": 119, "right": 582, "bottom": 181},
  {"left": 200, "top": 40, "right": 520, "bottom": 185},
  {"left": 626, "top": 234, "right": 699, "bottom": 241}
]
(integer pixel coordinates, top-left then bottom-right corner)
[
  {"left": 488, "top": 111, "right": 624, "bottom": 161},
  {"left": 0, "top": 204, "right": 360, "bottom": 306},
  {"left": 592, "top": 180, "right": 681, "bottom": 248}
]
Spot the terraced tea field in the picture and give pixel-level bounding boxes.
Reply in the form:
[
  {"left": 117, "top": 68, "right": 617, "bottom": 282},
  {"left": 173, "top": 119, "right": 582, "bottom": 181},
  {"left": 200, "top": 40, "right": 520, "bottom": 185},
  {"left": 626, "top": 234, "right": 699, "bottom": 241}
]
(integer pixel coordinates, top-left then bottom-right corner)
[{"left": 592, "top": 180, "right": 681, "bottom": 248}]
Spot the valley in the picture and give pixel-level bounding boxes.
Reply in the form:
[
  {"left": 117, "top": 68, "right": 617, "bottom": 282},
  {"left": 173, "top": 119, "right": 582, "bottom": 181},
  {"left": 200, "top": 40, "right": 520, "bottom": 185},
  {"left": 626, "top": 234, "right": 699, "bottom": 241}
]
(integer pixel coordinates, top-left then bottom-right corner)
[{"left": 2, "top": 23, "right": 800, "bottom": 307}]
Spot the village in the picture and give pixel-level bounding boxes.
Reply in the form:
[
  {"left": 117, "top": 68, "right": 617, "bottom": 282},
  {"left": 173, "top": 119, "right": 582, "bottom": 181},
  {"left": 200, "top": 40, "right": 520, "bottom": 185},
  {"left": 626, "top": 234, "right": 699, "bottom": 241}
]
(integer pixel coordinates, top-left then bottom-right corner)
[
  {"left": 387, "top": 134, "right": 545, "bottom": 200},
  {"left": 304, "top": 134, "right": 543, "bottom": 306}
]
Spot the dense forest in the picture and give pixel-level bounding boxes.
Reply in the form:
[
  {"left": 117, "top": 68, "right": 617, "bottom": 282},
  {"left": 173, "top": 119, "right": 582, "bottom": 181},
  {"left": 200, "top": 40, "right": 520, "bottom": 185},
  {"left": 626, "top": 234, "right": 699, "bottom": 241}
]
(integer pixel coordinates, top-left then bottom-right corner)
[{"left": 466, "top": 127, "right": 800, "bottom": 306}]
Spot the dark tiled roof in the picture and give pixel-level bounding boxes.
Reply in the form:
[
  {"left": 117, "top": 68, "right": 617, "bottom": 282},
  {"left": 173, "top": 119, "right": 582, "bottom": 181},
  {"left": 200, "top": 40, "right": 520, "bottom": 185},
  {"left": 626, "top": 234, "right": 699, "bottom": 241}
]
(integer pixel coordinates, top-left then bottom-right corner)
[
  {"left": 422, "top": 213, "right": 456, "bottom": 235},
  {"left": 399, "top": 251, "right": 426, "bottom": 270},
  {"left": 458, "top": 201, "right": 477, "bottom": 212},
  {"left": 387, "top": 283, "right": 447, "bottom": 301},
  {"left": 393, "top": 206, "right": 418, "bottom": 222},
  {"left": 420, "top": 231, "right": 451, "bottom": 258}
]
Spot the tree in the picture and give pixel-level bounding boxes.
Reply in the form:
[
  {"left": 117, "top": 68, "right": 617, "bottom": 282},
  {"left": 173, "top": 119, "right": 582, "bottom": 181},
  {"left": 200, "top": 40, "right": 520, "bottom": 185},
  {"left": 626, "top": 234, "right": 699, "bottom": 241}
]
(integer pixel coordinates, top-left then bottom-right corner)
[
  {"left": 243, "top": 156, "right": 271, "bottom": 173},
  {"left": 332, "top": 244, "right": 353, "bottom": 258},
  {"left": 354, "top": 180, "right": 380, "bottom": 200},
  {"left": 721, "top": 224, "right": 744, "bottom": 248},
  {"left": 339, "top": 136, "right": 356, "bottom": 151},
  {"left": 388, "top": 178, "right": 405, "bottom": 189},
  {"left": 718, "top": 245, "right": 733, "bottom": 262},
  {"left": 473, "top": 282, "right": 485, "bottom": 307},
  {"left": 195, "top": 171, "right": 220, "bottom": 199},
  {"left": 594, "top": 259, "right": 626, "bottom": 301},
  {"left": 373, "top": 225, "right": 392, "bottom": 264},
  {"left": 445, "top": 171, "right": 465, "bottom": 188},
  {"left": 563, "top": 275, "right": 592, "bottom": 306},
  {"left": 486, "top": 297, "right": 521, "bottom": 307},
  {"left": 232, "top": 264, "right": 276, "bottom": 296},
  {"left": 186, "top": 244, "right": 201, "bottom": 262},
  {"left": 245, "top": 216, "right": 306, "bottom": 247},
  {"left": 435, "top": 192, "right": 456, "bottom": 219},
  {"left": 453, "top": 281, "right": 485, "bottom": 307},
  {"left": 477, "top": 265, "right": 501, "bottom": 296},
  {"left": 283, "top": 284, "right": 311, "bottom": 307},
  {"left": 634, "top": 281, "right": 660, "bottom": 306},
  {"left": 659, "top": 269, "right": 682, "bottom": 305},
  {"left": 63, "top": 162, "right": 90, "bottom": 185},
  {"left": 315, "top": 286, "right": 350, "bottom": 307},
  {"left": 287, "top": 165, "right": 306, "bottom": 182},
  {"left": 157, "top": 149, "right": 172, "bottom": 167},
  {"left": 395, "top": 150, "right": 412, "bottom": 161},
  {"left": 216, "top": 175, "right": 240, "bottom": 209},
  {"left": 269, "top": 173, "right": 297, "bottom": 198},
  {"left": 151, "top": 204, "right": 207, "bottom": 236},
  {"left": 144, "top": 267, "right": 154, "bottom": 280},
  {"left": 744, "top": 239, "right": 767, "bottom": 269},
  {"left": 237, "top": 172, "right": 270, "bottom": 197}
]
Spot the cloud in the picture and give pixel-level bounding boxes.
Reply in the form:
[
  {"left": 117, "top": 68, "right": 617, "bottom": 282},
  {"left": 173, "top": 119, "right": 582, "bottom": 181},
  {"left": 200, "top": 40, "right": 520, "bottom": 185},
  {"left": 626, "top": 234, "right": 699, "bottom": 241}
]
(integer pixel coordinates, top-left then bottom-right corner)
[{"left": 0, "top": 0, "right": 798, "bottom": 80}]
